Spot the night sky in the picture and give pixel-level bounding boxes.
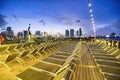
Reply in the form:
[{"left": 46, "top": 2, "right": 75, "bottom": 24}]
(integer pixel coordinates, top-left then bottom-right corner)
[{"left": 0, "top": 0, "right": 120, "bottom": 36}]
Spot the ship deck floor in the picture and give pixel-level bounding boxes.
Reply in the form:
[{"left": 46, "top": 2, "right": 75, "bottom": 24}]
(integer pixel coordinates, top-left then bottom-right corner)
[{"left": 74, "top": 43, "right": 104, "bottom": 80}]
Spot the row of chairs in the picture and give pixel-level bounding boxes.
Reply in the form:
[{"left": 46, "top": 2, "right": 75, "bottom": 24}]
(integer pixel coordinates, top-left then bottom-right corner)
[
  {"left": 64, "top": 42, "right": 81, "bottom": 80},
  {"left": 16, "top": 41, "right": 81, "bottom": 80},
  {"left": 96, "top": 39, "right": 120, "bottom": 49},
  {"left": 88, "top": 41, "right": 120, "bottom": 80},
  {"left": 0, "top": 41, "right": 62, "bottom": 72}
]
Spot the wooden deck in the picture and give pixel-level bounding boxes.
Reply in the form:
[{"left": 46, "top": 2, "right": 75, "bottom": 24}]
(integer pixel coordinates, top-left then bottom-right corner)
[{"left": 74, "top": 43, "right": 104, "bottom": 80}]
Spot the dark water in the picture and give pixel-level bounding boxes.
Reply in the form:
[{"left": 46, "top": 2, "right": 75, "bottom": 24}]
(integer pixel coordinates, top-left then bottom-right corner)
[{"left": 105, "top": 38, "right": 120, "bottom": 41}]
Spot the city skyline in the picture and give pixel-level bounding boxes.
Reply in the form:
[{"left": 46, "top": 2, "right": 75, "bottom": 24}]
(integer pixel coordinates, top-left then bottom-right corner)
[{"left": 0, "top": 0, "right": 120, "bottom": 36}]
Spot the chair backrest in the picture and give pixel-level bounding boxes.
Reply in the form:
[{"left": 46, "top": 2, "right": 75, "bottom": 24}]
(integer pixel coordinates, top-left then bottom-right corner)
[
  {"left": 16, "top": 44, "right": 24, "bottom": 49},
  {"left": 22, "top": 43, "right": 31, "bottom": 48},
  {"left": 117, "top": 41, "right": 120, "bottom": 48},
  {"left": 31, "top": 49, "right": 39, "bottom": 55},
  {"left": 20, "top": 51, "right": 30, "bottom": 57},
  {"left": 40, "top": 47, "right": 46, "bottom": 51},
  {"left": 64, "top": 70, "right": 73, "bottom": 80},
  {"left": 0, "top": 46, "right": 8, "bottom": 52},
  {"left": 8, "top": 45, "right": 17, "bottom": 50},
  {"left": 5, "top": 53, "right": 18, "bottom": 62},
  {"left": 53, "top": 65, "right": 69, "bottom": 80}
]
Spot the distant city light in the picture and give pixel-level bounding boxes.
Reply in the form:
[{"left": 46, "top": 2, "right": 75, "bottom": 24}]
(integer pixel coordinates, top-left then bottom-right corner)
[
  {"left": 106, "top": 35, "right": 110, "bottom": 37},
  {"left": 88, "top": 3, "right": 92, "bottom": 7},
  {"left": 89, "top": 9, "right": 93, "bottom": 13}
]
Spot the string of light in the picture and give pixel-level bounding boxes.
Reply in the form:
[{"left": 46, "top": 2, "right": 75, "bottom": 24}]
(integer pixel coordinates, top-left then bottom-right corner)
[{"left": 88, "top": 0, "right": 96, "bottom": 38}]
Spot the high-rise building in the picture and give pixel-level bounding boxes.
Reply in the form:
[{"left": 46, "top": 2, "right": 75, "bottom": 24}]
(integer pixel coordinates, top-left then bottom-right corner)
[
  {"left": 70, "top": 29, "right": 74, "bottom": 37},
  {"left": 35, "top": 31, "right": 41, "bottom": 36},
  {"left": 6, "top": 27, "right": 14, "bottom": 38},
  {"left": 7, "top": 27, "right": 12, "bottom": 32},
  {"left": 79, "top": 28, "right": 82, "bottom": 36},
  {"left": 23, "top": 30, "right": 28, "bottom": 38},
  {"left": 17, "top": 32, "right": 23, "bottom": 38},
  {"left": 65, "top": 30, "right": 69, "bottom": 38},
  {"left": 76, "top": 30, "right": 79, "bottom": 37}
]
